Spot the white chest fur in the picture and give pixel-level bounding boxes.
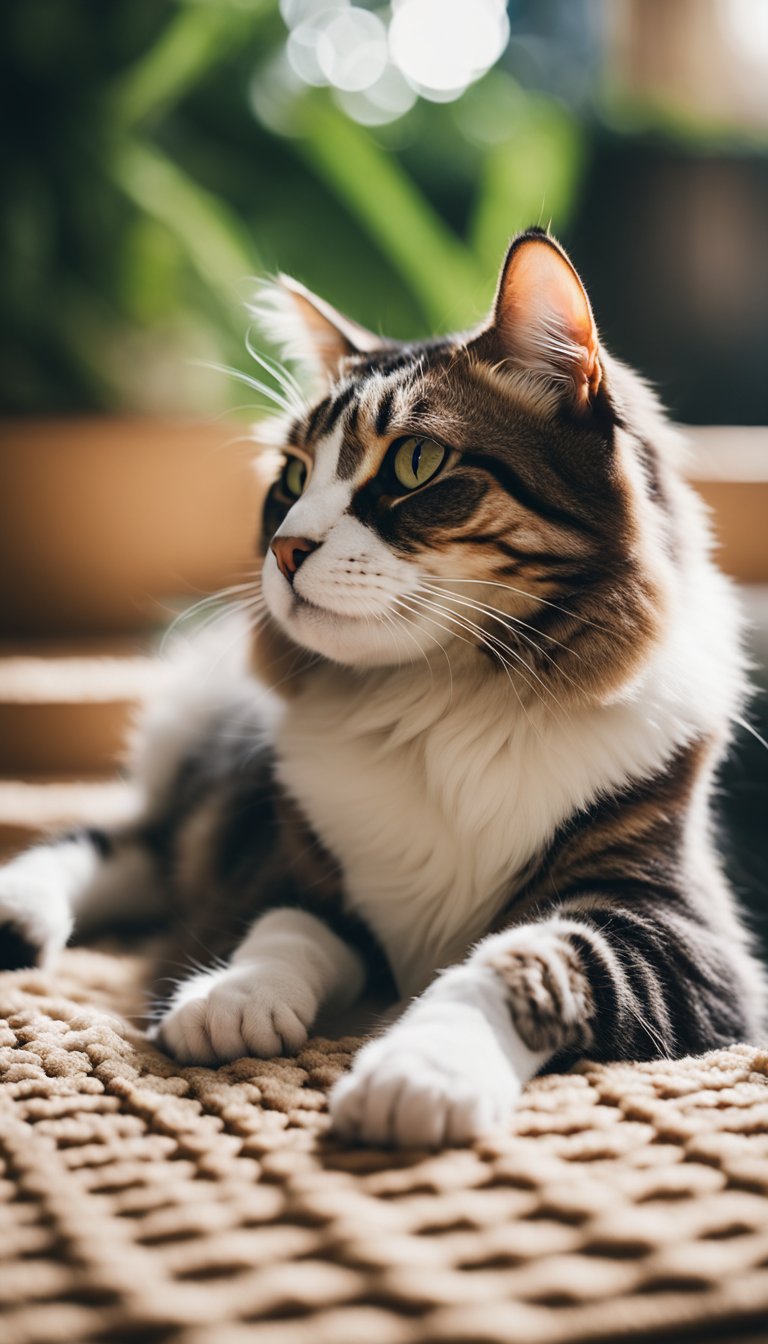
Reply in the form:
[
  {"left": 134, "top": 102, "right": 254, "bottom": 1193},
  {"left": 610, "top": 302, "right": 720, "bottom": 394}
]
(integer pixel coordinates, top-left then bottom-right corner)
[
  {"left": 277, "top": 666, "right": 529, "bottom": 994},
  {"left": 274, "top": 621, "right": 716, "bottom": 996}
]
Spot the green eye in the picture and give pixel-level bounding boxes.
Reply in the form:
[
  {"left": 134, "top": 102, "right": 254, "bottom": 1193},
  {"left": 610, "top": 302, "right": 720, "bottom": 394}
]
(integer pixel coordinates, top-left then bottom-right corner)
[
  {"left": 392, "top": 436, "right": 446, "bottom": 491},
  {"left": 283, "top": 458, "right": 307, "bottom": 497}
]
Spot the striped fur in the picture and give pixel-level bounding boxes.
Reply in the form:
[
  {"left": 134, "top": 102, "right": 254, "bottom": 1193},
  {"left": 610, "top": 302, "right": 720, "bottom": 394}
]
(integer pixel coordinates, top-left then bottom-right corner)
[{"left": 0, "top": 230, "right": 764, "bottom": 1148}]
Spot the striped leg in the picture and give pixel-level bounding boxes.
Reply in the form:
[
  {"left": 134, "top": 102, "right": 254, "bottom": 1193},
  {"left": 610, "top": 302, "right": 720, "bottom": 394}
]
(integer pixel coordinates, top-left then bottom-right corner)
[
  {"left": 476, "top": 896, "right": 754, "bottom": 1066},
  {"left": 558, "top": 898, "right": 749, "bottom": 1053},
  {"left": 492, "top": 897, "right": 758, "bottom": 1064},
  {"left": 330, "top": 896, "right": 753, "bottom": 1148}
]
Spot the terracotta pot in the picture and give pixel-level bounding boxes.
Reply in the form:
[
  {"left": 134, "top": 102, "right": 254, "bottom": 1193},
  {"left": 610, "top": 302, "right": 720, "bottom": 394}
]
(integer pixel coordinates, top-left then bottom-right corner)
[
  {"left": 687, "top": 427, "right": 768, "bottom": 585},
  {"left": 0, "top": 417, "right": 266, "bottom": 636}
]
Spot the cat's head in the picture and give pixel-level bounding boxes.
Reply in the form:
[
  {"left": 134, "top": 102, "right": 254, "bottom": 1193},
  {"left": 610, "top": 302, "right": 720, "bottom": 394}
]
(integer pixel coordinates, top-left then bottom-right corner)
[{"left": 256, "top": 229, "right": 674, "bottom": 704}]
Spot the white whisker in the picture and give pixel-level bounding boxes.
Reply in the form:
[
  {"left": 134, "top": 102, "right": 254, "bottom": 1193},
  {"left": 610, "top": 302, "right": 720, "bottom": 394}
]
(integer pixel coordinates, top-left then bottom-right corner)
[
  {"left": 426, "top": 575, "right": 610, "bottom": 633},
  {"left": 384, "top": 602, "right": 448, "bottom": 696},
  {"left": 195, "top": 360, "right": 296, "bottom": 414},
  {"left": 423, "top": 582, "right": 585, "bottom": 658},
  {"left": 396, "top": 593, "right": 542, "bottom": 734},
  {"left": 409, "top": 590, "right": 562, "bottom": 717},
  {"left": 244, "top": 327, "right": 308, "bottom": 416},
  {"left": 422, "top": 583, "right": 585, "bottom": 700},
  {"left": 161, "top": 581, "right": 264, "bottom": 651}
]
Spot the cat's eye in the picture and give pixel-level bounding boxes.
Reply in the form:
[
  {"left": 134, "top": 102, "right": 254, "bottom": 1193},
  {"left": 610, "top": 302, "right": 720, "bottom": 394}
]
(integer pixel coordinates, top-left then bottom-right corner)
[
  {"left": 283, "top": 458, "right": 307, "bottom": 498},
  {"left": 391, "top": 436, "right": 446, "bottom": 491}
]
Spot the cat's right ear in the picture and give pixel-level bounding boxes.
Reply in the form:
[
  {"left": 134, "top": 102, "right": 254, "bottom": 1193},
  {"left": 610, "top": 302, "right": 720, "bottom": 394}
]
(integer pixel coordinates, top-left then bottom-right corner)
[
  {"left": 253, "top": 275, "right": 382, "bottom": 383},
  {"left": 479, "top": 229, "right": 602, "bottom": 415}
]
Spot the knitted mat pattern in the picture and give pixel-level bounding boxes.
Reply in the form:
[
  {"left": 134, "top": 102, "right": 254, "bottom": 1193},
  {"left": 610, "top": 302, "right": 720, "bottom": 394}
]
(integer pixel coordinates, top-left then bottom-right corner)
[{"left": 2, "top": 948, "right": 768, "bottom": 1344}]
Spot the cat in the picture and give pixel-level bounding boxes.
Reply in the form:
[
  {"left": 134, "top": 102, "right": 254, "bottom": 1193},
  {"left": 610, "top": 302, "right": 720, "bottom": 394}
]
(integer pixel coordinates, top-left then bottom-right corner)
[{"left": 1, "top": 228, "right": 765, "bottom": 1148}]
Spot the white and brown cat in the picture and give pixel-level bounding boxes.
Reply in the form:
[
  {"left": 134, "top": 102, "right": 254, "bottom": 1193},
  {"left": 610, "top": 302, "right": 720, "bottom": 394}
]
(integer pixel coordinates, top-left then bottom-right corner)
[{"left": 1, "top": 229, "right": 764, "bottom": 1147}]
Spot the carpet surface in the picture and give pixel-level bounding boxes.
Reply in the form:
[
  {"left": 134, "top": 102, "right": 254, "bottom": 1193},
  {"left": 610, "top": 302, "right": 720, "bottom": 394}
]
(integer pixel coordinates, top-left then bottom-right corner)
[{"left": 1, "top": 948, "right": 768, "bottom": 1344}]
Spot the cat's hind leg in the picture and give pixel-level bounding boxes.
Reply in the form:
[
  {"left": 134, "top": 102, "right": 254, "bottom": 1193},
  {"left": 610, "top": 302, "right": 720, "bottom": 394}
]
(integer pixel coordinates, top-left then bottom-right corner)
[
  {"left": 0, "top": 826, "right": 165, "bottom": 970},
  {"left": 0, "top": 617, "right": 277, "bottom": 975}
]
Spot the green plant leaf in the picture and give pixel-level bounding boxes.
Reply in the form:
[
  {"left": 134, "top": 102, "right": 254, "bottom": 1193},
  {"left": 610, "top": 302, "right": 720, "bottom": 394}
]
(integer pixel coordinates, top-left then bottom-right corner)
[
  {"left": 293, "top": 95, "right": 489, "bottom": 331},
  {"left": 110, "top": 1, "right": 273, "bottom": 127},
  {"left": 110, "top": 137, "right": 260, "bottom": 302},
  {"left": 471, "top": 96, "right": 585, "bottom": 269}
]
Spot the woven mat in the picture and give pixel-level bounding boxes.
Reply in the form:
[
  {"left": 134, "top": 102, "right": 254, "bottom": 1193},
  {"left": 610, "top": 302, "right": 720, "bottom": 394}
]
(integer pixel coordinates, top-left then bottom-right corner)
[{"left": 2, "top": 949, "right": 768, "bottom": 1344}]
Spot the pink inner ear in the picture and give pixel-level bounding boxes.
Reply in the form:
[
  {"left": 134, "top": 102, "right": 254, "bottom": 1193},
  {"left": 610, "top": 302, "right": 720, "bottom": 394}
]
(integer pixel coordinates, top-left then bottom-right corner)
[
  {"left": 260, "top": 274, "right": 384, "bottom": 385},
  {"left": 279, "top": 276, "right": 382, "bottom": 363},
  {"left": 500, "top": 239, "right": 601, "bottom": 399}
]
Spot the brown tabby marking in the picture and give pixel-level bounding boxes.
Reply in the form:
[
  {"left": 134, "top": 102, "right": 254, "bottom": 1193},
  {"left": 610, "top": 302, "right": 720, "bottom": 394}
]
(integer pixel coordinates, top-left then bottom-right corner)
[{"left": 490, "top": 935, "right": 595, "bottom": 1054}]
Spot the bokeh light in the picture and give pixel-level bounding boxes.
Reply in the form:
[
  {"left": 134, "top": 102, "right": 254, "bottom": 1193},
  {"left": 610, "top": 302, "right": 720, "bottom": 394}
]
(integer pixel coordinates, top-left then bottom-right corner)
[
  {"left": 389, "top": 0, "right": 509, "bottom": 98},
  {"left": 317, "top": 9, "right": 388, "bottom": 92},
  {"left": 280, "top": 0, "right": 511, "bottom": 124},
  {"left": 718, "top": 0, "right": 768, "bottom": 67},
  {"left": 334, "top": 63, "right": 417, "bottom": 126}
]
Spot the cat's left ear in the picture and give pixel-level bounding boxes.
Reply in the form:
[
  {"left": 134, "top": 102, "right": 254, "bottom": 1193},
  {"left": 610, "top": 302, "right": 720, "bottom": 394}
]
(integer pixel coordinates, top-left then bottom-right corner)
[
  {"left": 256, "top": 275, "right": 383, "bottom": 383},
  {"left": 486, "top": 229, "right": 601, "bottom": 412}
]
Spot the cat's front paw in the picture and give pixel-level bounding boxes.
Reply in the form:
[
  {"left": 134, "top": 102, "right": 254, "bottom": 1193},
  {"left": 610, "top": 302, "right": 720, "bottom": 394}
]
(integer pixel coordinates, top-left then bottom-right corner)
[
  {"left": 155, "top": 962, "right": 318, "bottom": 1064},
  {"left": 329, "top": 1003, "right": 522, "bottom": 1147}
]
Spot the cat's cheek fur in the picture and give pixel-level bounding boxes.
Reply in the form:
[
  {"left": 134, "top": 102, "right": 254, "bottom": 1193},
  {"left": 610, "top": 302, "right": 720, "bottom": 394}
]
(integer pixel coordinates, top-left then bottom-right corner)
[{"left": 330, "top": 963, "right": 548, "bottom": 1147}]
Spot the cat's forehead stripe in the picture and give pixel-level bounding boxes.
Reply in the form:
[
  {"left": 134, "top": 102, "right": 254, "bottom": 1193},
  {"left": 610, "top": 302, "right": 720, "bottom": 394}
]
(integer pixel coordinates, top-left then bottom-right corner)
[
  {"left": 303, "top": 396, "right": 331, "bottom": 446},
  {"left": 301, "top": 343, "right": 452, "bottom": 476},
  {"left": 322, "top": 382, "right": 358, "bottom": 439},
  {"left": 374, "top": 386, "right": 396, "bottom": 439},
  {"left": 334, "top": 366, "right": 419, "bottom": 480}
]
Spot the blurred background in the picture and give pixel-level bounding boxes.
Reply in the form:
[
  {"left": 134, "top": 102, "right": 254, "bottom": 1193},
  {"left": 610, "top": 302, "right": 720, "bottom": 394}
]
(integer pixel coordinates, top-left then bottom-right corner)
[
  {"left": 0, "top": 0, "right": 766, "bottom": 941},
  {"left": 2, "top": 0, "right": 768, "bottom": 422}
]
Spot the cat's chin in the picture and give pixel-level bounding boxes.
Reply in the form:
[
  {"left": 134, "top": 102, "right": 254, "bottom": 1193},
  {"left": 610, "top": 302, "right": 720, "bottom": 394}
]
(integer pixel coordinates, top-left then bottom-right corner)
[
  {"left": 278, "top": 599, "right": 427, "bottom": 668},
  {"left": 263, "top": 589, "right": 434, "bottom": 670}
]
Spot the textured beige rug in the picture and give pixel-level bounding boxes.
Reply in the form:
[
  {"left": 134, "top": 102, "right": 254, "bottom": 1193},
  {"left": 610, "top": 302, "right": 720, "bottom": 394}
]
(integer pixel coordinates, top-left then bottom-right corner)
[{"left": 2, "top": 947, "right": 768, "bottom": 1344}]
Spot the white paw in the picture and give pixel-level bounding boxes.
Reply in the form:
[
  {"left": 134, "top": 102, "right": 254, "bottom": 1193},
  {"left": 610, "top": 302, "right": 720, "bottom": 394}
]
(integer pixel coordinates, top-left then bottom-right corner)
[
  {"left": 0, "top": 849, "right": 77, "bottom": 970},
  {"left": 156, "top": 962, "right": 319, "bottom": 1064},
  {"left": 329, "top": 1000, "right": 523, "bottom": 1148}
]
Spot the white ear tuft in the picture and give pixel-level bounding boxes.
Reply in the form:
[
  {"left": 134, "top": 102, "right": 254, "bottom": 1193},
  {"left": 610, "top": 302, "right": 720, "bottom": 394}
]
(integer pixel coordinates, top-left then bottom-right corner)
[{"left": 249, "top": 275, "right": 381, "bottom": 386}]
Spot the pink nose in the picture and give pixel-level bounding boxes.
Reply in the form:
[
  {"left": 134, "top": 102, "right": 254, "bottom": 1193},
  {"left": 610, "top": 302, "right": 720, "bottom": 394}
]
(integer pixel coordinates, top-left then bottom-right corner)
[{"left": 270, "top": 536, "right": 317, "bottom": 583}]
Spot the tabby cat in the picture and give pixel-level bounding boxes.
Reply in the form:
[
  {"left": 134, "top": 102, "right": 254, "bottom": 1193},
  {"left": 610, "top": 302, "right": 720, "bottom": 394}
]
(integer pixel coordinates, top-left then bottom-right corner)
[{"left": 1, "top": 229, "right": 764, "bottom": 1147}]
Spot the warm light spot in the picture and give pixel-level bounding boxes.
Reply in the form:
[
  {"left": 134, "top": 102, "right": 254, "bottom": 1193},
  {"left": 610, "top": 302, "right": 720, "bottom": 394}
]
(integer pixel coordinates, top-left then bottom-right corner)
[
  {"left": 389, "top": 0, "right": 509, "bottom": 97},
  {"left": 717, "top": 0, "right": 768, "bottom": 66},
  {"left": 335, "top": 63, "right": 417, "bottom": 125},
  {"left": 278, "top": 0, "right": 511, "bottom": 121},
  {"left": 316, "top": 8, "right": 389, "bottom": 92}
]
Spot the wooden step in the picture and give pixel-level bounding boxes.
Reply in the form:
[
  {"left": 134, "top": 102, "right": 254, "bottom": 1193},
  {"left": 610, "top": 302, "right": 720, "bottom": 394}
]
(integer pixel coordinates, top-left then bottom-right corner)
[
  {"left": 0, "top": 639, "right": 151, "bottom": 857},
  {"left": 0, "top": 640, "right": 164, "bottom": 775},
  {"left": 0, "top": 775, "right": 138, "bottom": 859},
  {"left": 0, "top": 417, "right": 266, "bottom": 636}
]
